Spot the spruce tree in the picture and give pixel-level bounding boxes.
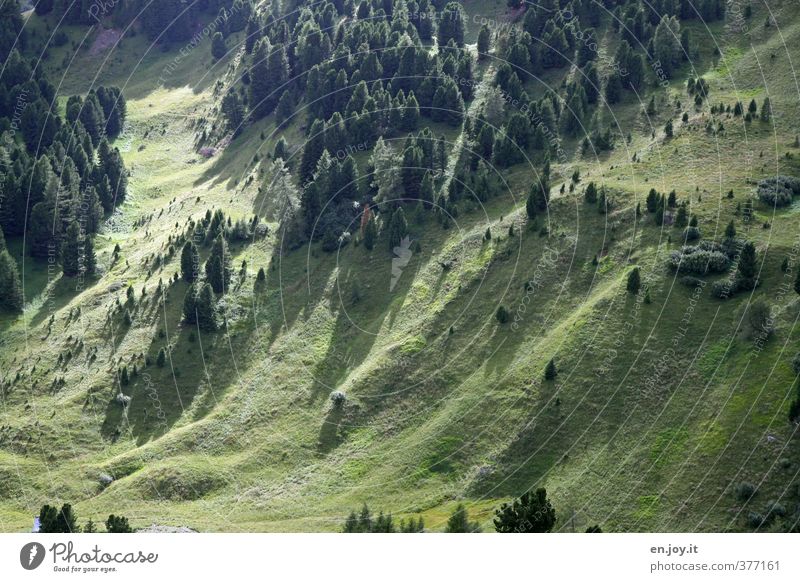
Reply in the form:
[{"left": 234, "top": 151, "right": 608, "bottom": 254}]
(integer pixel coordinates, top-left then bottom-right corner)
[
  {"left": 388, "top": 207, "right": 408, "bottom": 249},
  {"left": 83, "top": 235, "right": 96, "bottom": 277},
  {"left": 183, "top": 283, "right": 198, "bottom": 324},
  {"left": 181, "top": 241, "right": 200, "bottom": 282},
  {"left": 736, "top": 241, "right": 758, "bottom": 290},
  {"left": 627, "top": 267, "right": 641, "bottom": 294},
  {"left": 760, "top": 97, "right": 771, "bottom": 122},
  {"left": 196, "top": 282, "right": 217, "bottom": 331},
  {"left": 584, "top": 182, "right": 597, "bottom": 203},
  {"left": 363, "top": 212, "right": 377, "bottom": 250},
  {"left": 477, "top": 24, "right": 491, "bottom": 59},
  {"left": 205, "top": 234, "right": 232, "bottom": 293},
  {"left": 61, "top": 221, "right": 83, "bottom": 277},
  {"left": 105, "top": 515, "right": 132, "bottom": 533},
  {"left": 494, "top": 489, "right": 556, "bottom": 533},
  {"left": 725, "top": 220, "right": 737, "bottom": 239},
  {"left": 544, "top": 358, "right": 557, "bottom": 380},
  {"left": 0, "top": 245, "right": 23, "bottom": 312},
  {"left": 211, "top": 32, "right": 226, "bottom": 59},
  {"left": 438, "top": 2, "right": 467, "bottom": 47}
]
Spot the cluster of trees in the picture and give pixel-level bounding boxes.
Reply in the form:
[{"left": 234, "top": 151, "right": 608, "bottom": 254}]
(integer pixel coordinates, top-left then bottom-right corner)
[
  {"left": 343, "top": 504, "right": 425, "bottom": 533},
  {"left": 178, "top": 209, "right": 252, "bottom": 332},
  {"left": 342, "top": 488, "right": 576, "bottom": 533},
  {"left": 38, "top": 503, "right": 131, "bottom": 533},
  {"left": 0, "top": 227, "right": 23, "bottom": 312},
  {"left": 238, "top": 0, "right": 471, "bottom": 134},
  {"left": 0, "top": 10, "right": 130, "bottom": 306}
]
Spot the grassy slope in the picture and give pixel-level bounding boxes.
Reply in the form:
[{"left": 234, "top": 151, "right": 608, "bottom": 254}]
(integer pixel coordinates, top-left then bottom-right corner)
[{"left": 2, "top": 3, "right": 800, "bottom": 532}]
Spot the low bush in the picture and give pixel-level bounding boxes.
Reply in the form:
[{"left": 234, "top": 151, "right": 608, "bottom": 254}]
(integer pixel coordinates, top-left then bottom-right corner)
[
  {"left": 756, "top": 175, "right": 800, "bottom": 207},
  {"left": 668, "top": 249, "right": 730, "bottom": 274}
]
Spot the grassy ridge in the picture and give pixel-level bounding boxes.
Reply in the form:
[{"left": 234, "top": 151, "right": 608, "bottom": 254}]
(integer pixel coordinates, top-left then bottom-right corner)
[{"left": 1, "top": 3, "right": 800, "bottom": 532}]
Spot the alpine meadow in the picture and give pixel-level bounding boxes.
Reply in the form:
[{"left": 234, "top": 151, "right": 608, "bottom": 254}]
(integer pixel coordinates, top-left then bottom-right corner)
[{"left": 2, "top": 0, "right": 800, "bottom": 535}]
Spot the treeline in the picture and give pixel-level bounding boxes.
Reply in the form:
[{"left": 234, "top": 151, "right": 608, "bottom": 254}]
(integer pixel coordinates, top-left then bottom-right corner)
[
  {"left": 341, "top": 488, "right": 606, "bottom": 533},
  {"left": 0, "top": 2, "right": 129, "bottom": 314},
  {"left": 37, "top": 502, "right": 132, "bottom": 533}
]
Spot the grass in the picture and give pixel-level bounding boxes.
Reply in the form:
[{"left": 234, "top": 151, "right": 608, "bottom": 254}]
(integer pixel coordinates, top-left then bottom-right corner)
[{"left": 1, "top": 6, "right": 800, "bottom": 533}]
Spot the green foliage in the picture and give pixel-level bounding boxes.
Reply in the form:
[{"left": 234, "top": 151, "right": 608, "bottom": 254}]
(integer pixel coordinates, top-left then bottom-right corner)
[
  {"left": 0, "top": 242, "right": 23, "bottom": 312},
  {"left": 205, "top": 235, "right": 232, "bottom": 294},
  {"left": 181, "top": 241, "right": 200, "bottom": 282},
  {"left": 494, "top": 489, "right": 556, "bottom": 533},
  {"left": 544, "top": 358, "right": 557, "bottom": 380},
  {"left": 105, "top": 514, "right": 132, "bottom": 533},
  {"left": 627, "top": 267, "right": 641, "bottom": 294},
  {"left": 496, "top": 305, "right": 509, "bottom": 324},
  {"left": 342, "top": 504, "right": 396, "bottom": 533},
  {"left": 211, "top": 32, "right": 226, "bottom": 59},
  {"left": 39, "top": 503, "right": 79, "bottom": 533},
  {"left": 444, "top": 504, "right": 482, "bottom": 533}
]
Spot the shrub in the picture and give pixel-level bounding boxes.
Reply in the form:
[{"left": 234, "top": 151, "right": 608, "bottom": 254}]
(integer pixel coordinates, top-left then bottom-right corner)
[
  {"left": 115, "top": 392, "right": 131, "bottom": 407},
  {"left": 711, "top": 279, "right": 735, "bottom": 299},
  {"left": 792, "top": 353, "right": 800, "bottom": 375},
  {"left": 330, "top": 391, "right": 346, "bottom": 409},
  {"left": 682, "top": 226, "right": 701, "bottom": 241},
  {"left": 748, "top": 299, "right": 774, "bottom": 336},
  {"left": 747, "top": 511, "right": 765, "bottom": 528},
  {"left": 756, "top": 175, "right": 800, "bottom": 207},
  {"left": 765, "top": 500, "right": 786, "bottom": 519},
  {"left": 735, "top": 481, "right": 756, "bottom": 502},
  {"left": 668, "top": 248, "right": 730, "bottom": 274},
  {"left": 496, "top": 305, "right": 509, "bottom": 324}
]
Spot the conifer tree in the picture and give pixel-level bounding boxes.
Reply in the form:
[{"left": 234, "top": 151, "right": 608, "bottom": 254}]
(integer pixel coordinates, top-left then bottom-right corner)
[
  {"left": 388, "top": 207, "right": 408, "bottom": 250},
  {"left": 0, "top": 241, "right": 23, "bottom": 312},
  {"left": 205, "top": 234, "right": 232, "bottom": 293},
  {"left": 477, "top": 24, "right": 491, "bottom": 59},
  {"left": 196, "top": 282, "right": 217, "bottom": 331},
  {"left": 438, "top": 2, "right": 467, "bottom": 47},
  {"left": 61, "top": 221, "right": 83, "bottom": 277},
  {"left": 760, "top": 97, "right": 772, "bottom": 122},
  {"left": 181, "top": 241, "right": 200, "bottom": 282},
  {"left": 736, "top": 241, "right": 758, "bottom": 290},
  {"left": 494, "top": 489, "right": 556, "bottom": 533},
  {"left": 211, "top": 32, "right": 226, "bottom": 59},
  {"left": 725, "top": 220, "right": 737, "bottom": 239},
  {"left": 544, "top": 358, "right": 557, "bottom": 380},
  {"left": 627, "top": 267, "right": 641, "bottom": 294}
]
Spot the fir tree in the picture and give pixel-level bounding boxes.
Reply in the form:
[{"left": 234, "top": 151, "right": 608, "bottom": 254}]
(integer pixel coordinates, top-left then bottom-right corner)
[
  {"left": 388, "top": 207, "right": 408, "bottom": 250},
  {"left": 61, "top": 221, "right": 83, "bottom": 278},
  {"left": 544, "top": 358, "right": 557, "bottom": 380},
  {"left": 438, "top": 2, "right": 467, "bottom": 47},
  {"left": 105, "top": 514, "right": 132, "bottom": 533},
  {"left": 627, "top": 267, "right": 641, "bottom": 294},
  {"left": 477, "top": 24, "right": 491, "bottom": 59},
  {"left": 736, "top": 241, "right": 758, "bottom": 290},
  {"left": 0, "top": 244, "right": 23, "bottom": 312},
  {"left": 760, "top": 97, "right": 772, "bottom": 122},
  {"left": 205, "top": 235, "right": 232, "bottom": 294},
  {"left": 211, "top": 32, "right": 226, "bottom": 59},
  {"left": 725, "top": 220, "right": 737, "bottom": 239},
  {"left": 181, "top": 241, "right": 200, "bottom": 282},
  {"left": 494, "top": 489, "right": 556, "bottom": 533}
]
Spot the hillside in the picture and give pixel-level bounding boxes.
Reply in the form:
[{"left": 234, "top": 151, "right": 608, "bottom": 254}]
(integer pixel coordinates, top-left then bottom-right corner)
[{"left": 1, "top": 0, "right": 800, "bottom": 533}]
